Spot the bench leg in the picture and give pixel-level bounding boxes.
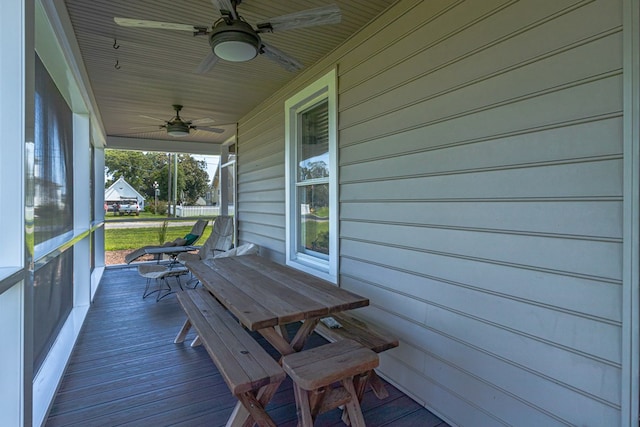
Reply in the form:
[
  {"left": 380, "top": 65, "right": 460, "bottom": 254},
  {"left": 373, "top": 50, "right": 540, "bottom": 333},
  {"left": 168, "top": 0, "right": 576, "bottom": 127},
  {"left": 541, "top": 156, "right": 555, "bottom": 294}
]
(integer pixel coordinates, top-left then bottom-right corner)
[
  {"left": 292, "top": 384, "right": 315, "bottom": 427},
  {"left": 342, "top": 377, "right": 366, "bottom": 427},
  {"left": 339, "top": 369, "right": 388, "bottom": 427},
  {"left": 308, "top": 388, "right": 327, "bottom": 418},
  {"left": 342, "top": 371, "right": 371, "bottom": 425},
  {"left": 368, "top": 370, "right": 389, "bottom": 399},
  {"left": 190, "top": 335, "right": 202, "bottom": 347},
  {"left": 226, "top": 382, "right": 281, "bottom": 427},
  {"left": 174, "top": 319, "right": 192, "bottom": 344}
]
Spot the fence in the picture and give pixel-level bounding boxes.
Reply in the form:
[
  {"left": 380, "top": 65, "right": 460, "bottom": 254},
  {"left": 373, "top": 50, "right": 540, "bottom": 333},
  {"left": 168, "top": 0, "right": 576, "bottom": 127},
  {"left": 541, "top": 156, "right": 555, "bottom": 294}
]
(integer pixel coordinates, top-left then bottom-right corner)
[{"left": 170, "top": 205, "right": 235, "bottom": 217}]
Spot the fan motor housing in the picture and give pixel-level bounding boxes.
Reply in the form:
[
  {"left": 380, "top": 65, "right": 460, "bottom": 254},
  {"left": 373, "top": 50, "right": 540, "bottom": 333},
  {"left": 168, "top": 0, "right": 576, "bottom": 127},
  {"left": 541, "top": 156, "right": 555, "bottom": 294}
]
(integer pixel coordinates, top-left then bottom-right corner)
[
  {"left": 166, "top": 121, "right": 190, "bottom": 136},
  {"left": 209, "top": 19, "right": 261, "bottom": 62}
]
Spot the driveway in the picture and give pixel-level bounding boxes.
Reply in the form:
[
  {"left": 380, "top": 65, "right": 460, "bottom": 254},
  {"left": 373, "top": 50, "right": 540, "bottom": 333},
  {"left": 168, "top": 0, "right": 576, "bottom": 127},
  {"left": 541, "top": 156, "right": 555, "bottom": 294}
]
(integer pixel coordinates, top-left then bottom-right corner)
[{"left": 104, "top": 219, "right": 196, "bottom": 229}]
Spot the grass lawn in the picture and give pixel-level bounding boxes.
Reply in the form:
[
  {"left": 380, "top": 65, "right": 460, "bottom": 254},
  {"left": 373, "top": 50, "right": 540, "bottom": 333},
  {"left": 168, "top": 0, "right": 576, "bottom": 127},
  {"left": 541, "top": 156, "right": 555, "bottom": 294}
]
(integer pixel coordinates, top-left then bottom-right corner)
[{"left": 105, "top": 225, "right": 212, "bottom": 250}]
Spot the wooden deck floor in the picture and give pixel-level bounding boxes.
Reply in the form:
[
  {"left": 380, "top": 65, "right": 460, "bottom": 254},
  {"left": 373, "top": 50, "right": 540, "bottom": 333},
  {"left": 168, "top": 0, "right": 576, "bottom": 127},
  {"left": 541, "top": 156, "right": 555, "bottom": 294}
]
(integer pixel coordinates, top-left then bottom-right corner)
[{"left": 45, "top": 265, "right": 449, "bottom": 427}]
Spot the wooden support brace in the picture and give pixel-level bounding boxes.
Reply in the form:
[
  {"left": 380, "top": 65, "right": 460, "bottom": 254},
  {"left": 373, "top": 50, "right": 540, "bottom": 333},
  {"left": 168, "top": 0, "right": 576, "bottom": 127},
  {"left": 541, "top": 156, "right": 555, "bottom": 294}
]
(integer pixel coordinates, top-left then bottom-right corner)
[
  {"left": 342, "top": 371, "right": 371, "bottom": 425},
  {"left": 236, "top": 391, "right": 275, "bottom": 427},
  {"left": 342, "top": 378, "right": 366, "bottom": 427},
  {"left": 368, "top": 370, "right": 389, "bottom": 399},
  {"left": 174, "top": 318, "right": 191, "bottom": 344},
  {"left": 290, "top": 318, "right": 320, "bottom": 352},
  {"left": 258, "top": 327, "right": 295, "bottom": 356},
  {"left": 276, "top": 324, "right": 289, "bottom": 342},
  {"left": 190, "top": 335, "right": 202, "bottom": 347},
  {"left": 293, "top": 384, "right": 315, "bottom": 426}
]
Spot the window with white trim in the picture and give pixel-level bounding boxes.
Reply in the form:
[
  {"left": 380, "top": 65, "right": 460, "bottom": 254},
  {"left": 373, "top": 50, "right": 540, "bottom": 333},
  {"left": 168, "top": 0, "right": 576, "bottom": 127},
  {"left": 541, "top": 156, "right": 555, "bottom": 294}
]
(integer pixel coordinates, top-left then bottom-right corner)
[{"left": 285, "top": 70, "right": 338, "bottom": 283}]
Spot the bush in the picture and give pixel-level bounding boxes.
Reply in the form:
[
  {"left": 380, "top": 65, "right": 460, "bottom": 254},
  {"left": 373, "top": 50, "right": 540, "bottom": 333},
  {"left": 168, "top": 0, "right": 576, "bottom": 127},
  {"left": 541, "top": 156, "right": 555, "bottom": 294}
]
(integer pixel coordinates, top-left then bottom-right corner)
[{"left": 146, "top": 200, "right": 168, "bottom": 215}]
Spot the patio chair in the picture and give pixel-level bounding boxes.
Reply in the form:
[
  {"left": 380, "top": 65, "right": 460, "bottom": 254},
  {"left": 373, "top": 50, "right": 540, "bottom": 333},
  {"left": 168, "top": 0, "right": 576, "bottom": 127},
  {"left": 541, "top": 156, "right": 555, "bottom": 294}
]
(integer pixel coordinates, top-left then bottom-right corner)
[
  {"left": 124, "top": 218, "right": 209, "bottom": 264},
  {"left": 176, "top": 216, "right": 235, "bottom": 265}
]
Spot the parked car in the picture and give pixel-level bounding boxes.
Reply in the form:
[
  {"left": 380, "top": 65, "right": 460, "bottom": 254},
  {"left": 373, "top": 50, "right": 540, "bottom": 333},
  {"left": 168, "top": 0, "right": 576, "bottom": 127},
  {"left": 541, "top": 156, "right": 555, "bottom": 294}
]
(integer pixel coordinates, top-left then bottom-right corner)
[{"left": 115, "top": 200, "right": 140, "bottom": 216}]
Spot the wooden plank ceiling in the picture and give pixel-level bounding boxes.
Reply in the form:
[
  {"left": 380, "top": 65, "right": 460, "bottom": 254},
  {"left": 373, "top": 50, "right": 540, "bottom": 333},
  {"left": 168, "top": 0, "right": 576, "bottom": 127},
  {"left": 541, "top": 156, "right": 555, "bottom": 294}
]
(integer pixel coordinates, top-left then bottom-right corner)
[{"left": 61, "top": 0, "right": 395, "bottom": 149}]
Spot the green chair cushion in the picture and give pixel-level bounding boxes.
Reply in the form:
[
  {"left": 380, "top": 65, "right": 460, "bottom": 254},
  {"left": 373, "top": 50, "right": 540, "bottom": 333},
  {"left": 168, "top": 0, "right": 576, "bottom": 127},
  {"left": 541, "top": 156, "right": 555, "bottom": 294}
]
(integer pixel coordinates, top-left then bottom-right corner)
[{"left": 183, "top": 233, "right": 199, "bottom": 245}]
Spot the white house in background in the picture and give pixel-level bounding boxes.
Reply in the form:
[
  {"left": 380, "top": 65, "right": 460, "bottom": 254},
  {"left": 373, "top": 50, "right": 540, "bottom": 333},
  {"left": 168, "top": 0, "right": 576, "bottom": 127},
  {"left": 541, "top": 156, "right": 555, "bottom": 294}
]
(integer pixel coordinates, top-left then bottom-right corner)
[{"left": 104, "top": 177, "right": 146, "bottom": 210}]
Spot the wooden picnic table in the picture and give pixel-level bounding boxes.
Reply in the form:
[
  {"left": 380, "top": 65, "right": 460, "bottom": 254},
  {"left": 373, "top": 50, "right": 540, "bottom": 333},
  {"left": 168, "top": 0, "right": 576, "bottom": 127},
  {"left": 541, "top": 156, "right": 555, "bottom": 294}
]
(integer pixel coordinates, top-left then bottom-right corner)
[
  {"left": 185, "top": 255, "right": 370, "bottom": 426},
  {"left": 186, "top": 255, "right": 369, "bottom": 356}
]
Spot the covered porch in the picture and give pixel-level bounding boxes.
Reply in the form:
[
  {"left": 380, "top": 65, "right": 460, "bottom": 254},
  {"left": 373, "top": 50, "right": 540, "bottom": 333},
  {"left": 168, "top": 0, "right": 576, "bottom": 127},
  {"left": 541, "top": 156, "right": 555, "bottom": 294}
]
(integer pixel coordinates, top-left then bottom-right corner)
[
  {"left": 45, "top": 265, "right": 447, "bottom": 426},
  {"left": 2, "top": 0, "right": 640, "bottom": 425}
]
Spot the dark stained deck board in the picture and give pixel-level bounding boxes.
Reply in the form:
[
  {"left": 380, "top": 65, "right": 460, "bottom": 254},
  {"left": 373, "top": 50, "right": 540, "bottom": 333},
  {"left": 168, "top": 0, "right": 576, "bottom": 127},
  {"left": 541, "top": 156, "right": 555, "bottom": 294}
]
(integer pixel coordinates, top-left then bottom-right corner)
[{"left": 45, "top": 265, "right": 450, "bottom": 427}]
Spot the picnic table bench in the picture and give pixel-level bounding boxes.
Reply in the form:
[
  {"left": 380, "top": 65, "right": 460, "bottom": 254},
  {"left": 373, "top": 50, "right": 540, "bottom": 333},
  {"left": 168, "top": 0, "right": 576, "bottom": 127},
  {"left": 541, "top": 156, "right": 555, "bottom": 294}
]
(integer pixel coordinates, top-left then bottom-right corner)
[
  {"left": 175, "top": 288, "right": 285, "bottom": 427},
  {"left": 316, "top": 312, "right": 399, "bottom": 354},
  {"left": 315, "top": 312, "right": 399, "bottom": 402},
  {"left": 282, "top": 339, "right": 379, "bottom": 427}
]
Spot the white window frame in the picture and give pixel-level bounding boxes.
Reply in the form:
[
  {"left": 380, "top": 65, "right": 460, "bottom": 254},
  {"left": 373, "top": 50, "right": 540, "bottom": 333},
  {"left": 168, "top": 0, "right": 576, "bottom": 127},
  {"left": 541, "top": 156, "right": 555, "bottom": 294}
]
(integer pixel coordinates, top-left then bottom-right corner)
[{"left": 285, "top": 69, "right": 338, "bottom": 283}]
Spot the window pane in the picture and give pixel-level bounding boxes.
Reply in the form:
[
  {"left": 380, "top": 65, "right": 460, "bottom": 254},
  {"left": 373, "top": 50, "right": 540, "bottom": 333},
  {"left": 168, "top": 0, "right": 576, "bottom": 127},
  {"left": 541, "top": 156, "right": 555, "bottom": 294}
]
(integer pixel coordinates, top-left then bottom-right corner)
[
  {"left": 297, "top": 100, "right": 329, "bottom": 182},
  {"left": 33, "top": 248, "right": 74, "bottom": 374},
  {"left": 34, "top": 54, "right": 74, "bottom": 246},
  {"left": 297, "top": 183, "right": 329, "bottom": 256}
]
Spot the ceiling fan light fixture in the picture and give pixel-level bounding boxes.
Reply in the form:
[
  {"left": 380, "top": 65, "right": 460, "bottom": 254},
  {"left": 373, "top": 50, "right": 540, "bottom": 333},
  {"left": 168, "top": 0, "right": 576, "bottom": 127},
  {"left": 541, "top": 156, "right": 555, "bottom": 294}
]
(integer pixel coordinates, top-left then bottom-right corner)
[
  {"left": 166, "top": 121, "right": 190, "bottom": 137},
  {"left": 210, "top": 20, "right": 260, "bottom": 62}
]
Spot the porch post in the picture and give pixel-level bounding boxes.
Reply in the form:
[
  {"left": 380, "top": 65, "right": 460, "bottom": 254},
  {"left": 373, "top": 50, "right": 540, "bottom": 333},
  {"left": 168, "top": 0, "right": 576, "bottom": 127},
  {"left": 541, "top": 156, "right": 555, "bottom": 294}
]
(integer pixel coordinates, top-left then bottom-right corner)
[{"left": 219, "top": 145, "right": 229, "bottom": 217}]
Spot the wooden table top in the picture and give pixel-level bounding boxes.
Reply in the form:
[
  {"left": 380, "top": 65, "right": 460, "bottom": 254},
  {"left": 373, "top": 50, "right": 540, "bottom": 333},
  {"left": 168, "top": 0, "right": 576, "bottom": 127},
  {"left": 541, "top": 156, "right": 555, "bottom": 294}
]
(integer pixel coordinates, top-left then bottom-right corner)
[{"left": 186, "top": 255, "right": 369, "bottom": 331}]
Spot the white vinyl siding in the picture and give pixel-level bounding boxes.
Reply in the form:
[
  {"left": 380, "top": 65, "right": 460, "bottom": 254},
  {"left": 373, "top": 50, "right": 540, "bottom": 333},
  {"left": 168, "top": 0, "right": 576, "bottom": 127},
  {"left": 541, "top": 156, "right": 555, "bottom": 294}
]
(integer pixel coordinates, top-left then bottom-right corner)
[{"left": 237, "top": 0, "right": 626, "bottom": 425}]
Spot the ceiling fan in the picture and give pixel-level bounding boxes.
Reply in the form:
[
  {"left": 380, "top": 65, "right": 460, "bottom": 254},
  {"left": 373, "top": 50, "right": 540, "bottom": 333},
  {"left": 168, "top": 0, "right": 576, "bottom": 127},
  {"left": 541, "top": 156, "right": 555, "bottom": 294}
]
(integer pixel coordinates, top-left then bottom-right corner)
[
  {"left": 114, "top": 0, "right": 341, "bottom": 73},
  {"left": 138, "top": 104, "right": 229, "bottom": 137}
]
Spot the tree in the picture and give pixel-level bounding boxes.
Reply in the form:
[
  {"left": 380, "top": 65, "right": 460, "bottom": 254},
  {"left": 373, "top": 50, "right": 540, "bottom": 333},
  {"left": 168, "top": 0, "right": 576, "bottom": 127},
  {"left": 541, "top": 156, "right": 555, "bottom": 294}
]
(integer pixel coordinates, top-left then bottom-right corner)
[
  {"left": 104, "top": 150, "right": 153, "bottom": 190},
  {"left": 178, "top": 155, "right": 210, "bottom": 204},
  {"left": 104, "top": 150, "right": 211, "bottom": 205}
]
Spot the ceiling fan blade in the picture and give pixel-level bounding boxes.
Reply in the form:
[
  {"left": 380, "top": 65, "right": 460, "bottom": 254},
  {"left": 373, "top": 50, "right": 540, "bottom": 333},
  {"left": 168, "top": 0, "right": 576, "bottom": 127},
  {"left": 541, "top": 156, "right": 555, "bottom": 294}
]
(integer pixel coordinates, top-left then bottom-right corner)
[
  {"left": 195, "top": 126, "right": 226, "bottom": 134},
  {"left": 113, "top": 129, "right": 165, "bottom": 137},
  {"left": 260, "top": 42, "right": 303, "bottom": 72},
  {"left": 129, "top": 125, "right": 163, "bottom": 130},
  {"left": 257, "top": 5, "right": 341, "bottom": 33},
  {"left": 191, "top": 117, "right": 217, "bottom": 125},
  {"left": 194, "top": 52, "right": 220, "bottom": 74},
  {"left": 138, "top": 114, "right": 166, "bottom": 123},
  {"left": 114, "top": 17, "right": 205, "bottom": 33},
  {"left": 211, "top": 0, "right": 238, "bottom": 19}
]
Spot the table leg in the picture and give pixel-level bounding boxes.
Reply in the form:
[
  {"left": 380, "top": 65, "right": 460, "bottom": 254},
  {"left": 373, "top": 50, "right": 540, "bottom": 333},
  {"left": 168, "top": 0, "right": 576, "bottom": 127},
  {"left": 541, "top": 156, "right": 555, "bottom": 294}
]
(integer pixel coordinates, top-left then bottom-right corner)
[
  {"left": 276, "top": 324, "right": 289, "bottom": 342},
  {"left": 290, "top": 318, "right": 320, "bottom": 352},
  {"left": 259, "top": 327, "right": 296, "bottom": 356},
  {"left": 258, "top": 318, "right": 321, "bottom": 357}
]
